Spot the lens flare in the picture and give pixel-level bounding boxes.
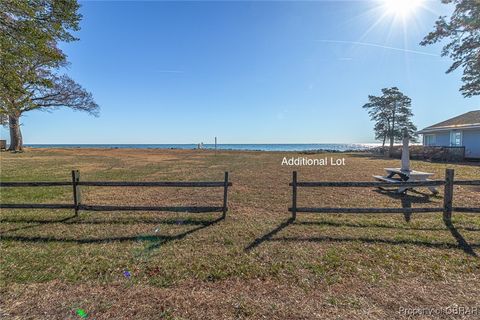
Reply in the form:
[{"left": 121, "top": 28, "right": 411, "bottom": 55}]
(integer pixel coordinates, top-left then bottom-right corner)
[{"left": 382, "top": 0, "right": 423, "bottom": 18}]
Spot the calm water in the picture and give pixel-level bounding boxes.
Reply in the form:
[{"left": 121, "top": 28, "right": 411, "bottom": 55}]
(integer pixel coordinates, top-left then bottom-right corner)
[{"left": 25, "top": 143, "right": 379, "bottom": 152}]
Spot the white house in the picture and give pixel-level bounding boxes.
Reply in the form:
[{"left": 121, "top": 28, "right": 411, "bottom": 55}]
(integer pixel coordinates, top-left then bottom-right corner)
[{"left": 417, "top": 110, "right": 480, "bottom": 159}]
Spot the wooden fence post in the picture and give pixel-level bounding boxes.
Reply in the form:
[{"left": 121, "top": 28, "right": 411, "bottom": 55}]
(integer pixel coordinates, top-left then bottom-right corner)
[
  {"left": 443, "top": 168, "right": 454, "bottom": 223},
  {"left": 222, "top": 172, "right": 229, "bottom": 218},
  {"left": 72, "top": 170, "right": 81, "bottom": 216},
  {"left": 292, "top": 171, "right": 297, "bottom": 220}
]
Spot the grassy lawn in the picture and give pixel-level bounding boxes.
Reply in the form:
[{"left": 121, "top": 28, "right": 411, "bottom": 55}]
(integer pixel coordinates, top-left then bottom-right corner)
[{"left": 1, "top": 148, "right": 479, "bottom": 319}]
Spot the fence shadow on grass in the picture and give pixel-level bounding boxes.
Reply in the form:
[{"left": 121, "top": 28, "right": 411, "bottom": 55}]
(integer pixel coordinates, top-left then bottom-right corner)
[
  {"left": 245, "top": 217, "right": 294, "bottom": 251},
  {"left": 245, "top": 218, "right": 479, "bottom": 257},
  {"left": 0, "top": 215, "right": 78, "bottom": 233},
  {"left": 297, "top": 220, "right": 480, "bottom": 232},
  {"left": 0, "top": 211, "right": 224, "bottom": 234},
  {"left": 144, "top": 216, "right": 224, "bottom": 251},
  {"left": 0, "top": 216, "right": 224, "bottom": 250},
  {"left": 1, "top": 215, "right": 220, "bottom": 230},
  {"left": 271, "top": 234, "right": 479, "bottom": 257},
  {"left": 444, "top": 220, "right": 478, "bottom": 257}
]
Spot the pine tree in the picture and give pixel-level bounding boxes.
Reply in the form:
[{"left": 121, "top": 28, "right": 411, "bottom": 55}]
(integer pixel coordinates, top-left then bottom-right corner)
[
  {"left": 363, "top": 87, "right": 418, "bottom": 157},
  {"left": 420, "top": 0, "right": 480, "bottom": 98}
]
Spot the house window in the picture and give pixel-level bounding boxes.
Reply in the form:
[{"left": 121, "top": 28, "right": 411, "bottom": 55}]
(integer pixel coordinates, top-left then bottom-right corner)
[
  {"left": 424, "top": 134, "right": 436, "bottom": 146},
  {"left": 450, "top": 131, "right": 462, "bottom": 146}
]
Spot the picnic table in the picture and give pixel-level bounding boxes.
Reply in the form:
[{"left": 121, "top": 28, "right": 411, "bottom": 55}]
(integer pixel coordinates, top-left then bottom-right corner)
[{"left": 373, "top": 168, "right": 439, "bottom": 194}]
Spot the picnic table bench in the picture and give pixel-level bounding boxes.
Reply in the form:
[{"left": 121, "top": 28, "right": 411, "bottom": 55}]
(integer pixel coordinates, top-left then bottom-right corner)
[{"left": 373, "top": 168, "right": 439, "bottom": 194}]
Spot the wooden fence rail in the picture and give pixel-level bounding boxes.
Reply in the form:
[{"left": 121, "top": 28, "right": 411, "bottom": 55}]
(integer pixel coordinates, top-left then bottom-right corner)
[
  {"left": 0, "top": 170, "right": 232, "bottom": 218},
  {"left": 289, "top": 169, "right": 480, "bottom": 221}
]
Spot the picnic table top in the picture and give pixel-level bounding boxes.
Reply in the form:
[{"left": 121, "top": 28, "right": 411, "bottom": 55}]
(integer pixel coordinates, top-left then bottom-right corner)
[{"left": 384, "top": 168, "right": 434, "bottom": 177}]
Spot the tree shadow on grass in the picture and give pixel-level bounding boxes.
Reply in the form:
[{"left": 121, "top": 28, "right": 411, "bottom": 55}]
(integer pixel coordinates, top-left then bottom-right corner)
[
  {"left": 245, "top": 217, "right": 479, "bottom": 257},
  {"left": 0, "top": 216, "right": 224, "bottom": 251}
]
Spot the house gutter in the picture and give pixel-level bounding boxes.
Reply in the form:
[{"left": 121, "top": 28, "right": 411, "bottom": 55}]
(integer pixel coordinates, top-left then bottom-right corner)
[{"left": 417, "top": 124, "right": 480, "bottom": 134}]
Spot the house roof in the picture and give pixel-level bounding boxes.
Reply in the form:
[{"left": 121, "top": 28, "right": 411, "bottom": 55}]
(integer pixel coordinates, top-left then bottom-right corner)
[{"left": 418, "top": 110, "right": 480, "bottom": 134}]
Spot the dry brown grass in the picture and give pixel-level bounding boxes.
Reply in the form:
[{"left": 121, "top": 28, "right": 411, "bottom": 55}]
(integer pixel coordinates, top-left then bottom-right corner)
[{"left": 1, "top": 148, "right": 479, "bottom": 319}]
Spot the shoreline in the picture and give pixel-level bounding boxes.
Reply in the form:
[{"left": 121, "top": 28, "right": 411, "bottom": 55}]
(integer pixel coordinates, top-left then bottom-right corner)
[
  {"left": 20, "top": 143, "right": 380, "bottom": 153},
  {"left": 16, "top": 146, "right": 374, "bottom": 154}
]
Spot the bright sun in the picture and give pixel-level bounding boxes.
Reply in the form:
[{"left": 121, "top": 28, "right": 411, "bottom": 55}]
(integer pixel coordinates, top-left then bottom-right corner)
[{"left": 382, "top": 0, "right": 423, "bottom": 17}]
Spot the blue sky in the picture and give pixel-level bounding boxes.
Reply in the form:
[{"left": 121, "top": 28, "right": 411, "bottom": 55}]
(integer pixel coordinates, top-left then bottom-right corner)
[{"left": 1, "top": 0, "right": 478, "bottom": 144}]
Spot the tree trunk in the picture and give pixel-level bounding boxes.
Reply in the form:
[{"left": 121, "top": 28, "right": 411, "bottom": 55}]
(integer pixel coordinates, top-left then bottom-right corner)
[
  {"left": 384, "top": 120, "right": 391, "bottom": 157},
  {"left": 389, "top": 134, "right": 394, "bottom": 158},
  {"left": 8, "top": 114, "right": 23, "bottom": 152},
  {"left": 388, "top": 106, "right": 396, "bottom": 158},
  {"left": 382, "top": 134, "right": 387, "bottom": 157}
]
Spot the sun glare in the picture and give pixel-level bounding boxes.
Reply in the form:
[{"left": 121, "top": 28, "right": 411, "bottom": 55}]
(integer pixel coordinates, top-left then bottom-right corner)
[{"left": 382, "top": 0, "right": 423, "bottom": 18}]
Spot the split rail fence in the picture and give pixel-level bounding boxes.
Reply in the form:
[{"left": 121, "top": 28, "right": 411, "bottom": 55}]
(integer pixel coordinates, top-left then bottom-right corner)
[
  {"left": 289, "top": 169, "right": 480, "bottom": 221},
  {"left": 0, "top": 170, "right": 232, "bottom": 218}
]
